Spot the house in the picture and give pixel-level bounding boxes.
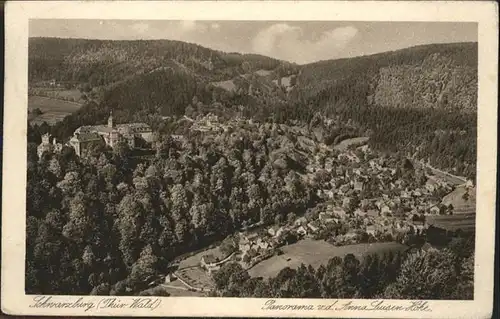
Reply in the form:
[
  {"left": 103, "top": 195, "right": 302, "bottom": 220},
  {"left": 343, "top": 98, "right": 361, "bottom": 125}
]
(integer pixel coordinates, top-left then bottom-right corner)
[
  {"left": 268, "top": 226, "right": 279, "bottom": 237},
  {"left": 171, "top": 135, "right": 185, "bottom": 142},
  {"left": 294, "top": 217, "right": 307, "bottom": 227},
  {"left": 429, "top": 206, "right": 440, "bottom": 215},
  {"left": 335, "top": 167, "right": 344, "bottom": 176},
  {"left": 318, "top": 212, "right": 328, "bottom": 221},
  {"left": 360, "top": 199, "right": 370, "bottom": 209},
  {"left": 366, "top": 225, "right": 376, "bottom": 236},
  {"left": 366, "top": 209, "right": 379, "bottom": 218},
  {"left": 342, "top": 197, "right": 352, "bottom": 209},
  {"left": 323, "top": 217, "right": 335, "bottom": 224},
  {"left": 333, "top": 207, "right": 347, "bottom": 219},
  {"left": 164, "top": 273, "right": 176, "bottom": 283},
  {"left": 421, "top": 243, "right": 438, "bottom": 252},
  {"left": 307, "top": 221, "right": 320, "bottom": 233},
  {"left": 369, "top": 160, "right": 379, "bottom": 169},
  {"left": 239, "top": 242, "right": 251, "bottom": 253},
  {"left": 354, "top": 181, "right": 364, "bottom": 192},
  {"left": 256, "top": 238, "right": 270, "bottom": 250},
  {"left": 401, "top": 191, "right": 411, "bottom": 199},
  {"left": 244, "top": 233, "right": 259, "bottom": 242},
  {"left": 425, "top": 183, "right": 436, "bottom": 192},
  {"left": 340, "top": 184, "right": 350, "bottom": 193},
  {"left": 380, "top": 205, "right": 391, "bottom": 216},
  {"left": 387, "top": 200, "right": 397, "bottom": 209},
  {"left": 268, "top": 226, "right": 285, "bottom": 238},
  {"left": 201, "top": 254, "right": 219, "bottom": 268},
  {"left": 344, "top": 231, "right": 358, "bottom": 240},
  {"left": 354, "top": 209, "right": 366, "bottom": 218},
  {"left": 296, "top": 225, "right": 308, "bottom": 236}
]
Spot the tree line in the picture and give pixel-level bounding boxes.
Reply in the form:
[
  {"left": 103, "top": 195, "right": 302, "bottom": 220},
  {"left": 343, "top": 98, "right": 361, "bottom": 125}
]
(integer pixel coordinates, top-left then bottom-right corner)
[{"left": 212, "top": 235, "right": 474, "bottom": 299}]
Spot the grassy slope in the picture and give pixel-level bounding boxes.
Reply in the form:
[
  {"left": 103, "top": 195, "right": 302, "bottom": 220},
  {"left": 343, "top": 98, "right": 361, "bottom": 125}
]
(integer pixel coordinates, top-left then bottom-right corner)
[{"left": 248, "top": 239, "right": 407, "bottom": 278}]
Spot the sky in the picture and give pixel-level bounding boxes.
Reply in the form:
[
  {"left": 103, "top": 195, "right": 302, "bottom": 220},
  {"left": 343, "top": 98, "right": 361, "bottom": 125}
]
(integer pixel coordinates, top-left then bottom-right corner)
[{"left": 30, "top": 20, "right": 477, "bottom": 64}]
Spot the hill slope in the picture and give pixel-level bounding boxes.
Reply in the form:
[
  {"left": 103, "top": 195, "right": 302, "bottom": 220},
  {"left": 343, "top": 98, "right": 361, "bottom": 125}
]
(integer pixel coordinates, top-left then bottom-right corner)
[
  {"left": 29, "top": 37, "right": 297, "bottom": 87},
  {"left": 296, "top": 42, "right": 477, "bottom": 114},
  {"left": 29, "top": 39, "right": 477, "bottom": 178}
]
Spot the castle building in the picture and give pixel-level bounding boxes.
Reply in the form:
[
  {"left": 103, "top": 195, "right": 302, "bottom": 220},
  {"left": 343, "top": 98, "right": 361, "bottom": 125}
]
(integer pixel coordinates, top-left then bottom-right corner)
[
  {"left": 69, "top": 112, "right": 153, "bottom": 157},
  {"left": 37, "top": 133, "right": 63, "bottom": 158}
]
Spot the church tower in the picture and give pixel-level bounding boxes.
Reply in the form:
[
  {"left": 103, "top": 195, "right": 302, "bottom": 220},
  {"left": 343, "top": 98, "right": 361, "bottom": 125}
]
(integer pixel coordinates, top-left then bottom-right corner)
[{"left": 108, "top": 111, "right": 114, "bottom": 128}]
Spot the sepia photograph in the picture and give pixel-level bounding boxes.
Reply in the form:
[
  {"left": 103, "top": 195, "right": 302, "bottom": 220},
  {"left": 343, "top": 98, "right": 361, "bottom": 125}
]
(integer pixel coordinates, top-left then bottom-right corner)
[
  {"left": 26, "top": 19, "right": 480, "bottom": 299},
  {"left": 3, "top": 1, "right": 497, "bottom": 318}
]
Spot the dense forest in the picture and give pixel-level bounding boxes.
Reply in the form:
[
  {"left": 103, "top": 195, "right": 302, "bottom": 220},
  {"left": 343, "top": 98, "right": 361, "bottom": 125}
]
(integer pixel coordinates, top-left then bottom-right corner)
[{"left": 26, "top": 120, "right": 319, "bottom": 295}]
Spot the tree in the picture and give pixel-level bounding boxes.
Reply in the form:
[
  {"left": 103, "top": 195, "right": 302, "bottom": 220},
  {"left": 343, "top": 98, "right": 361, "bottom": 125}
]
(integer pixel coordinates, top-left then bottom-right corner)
[
  {"left": 213, "top": 262, "right": 249, "bottom": 293},
  {"left": 220, "top": 235, "right": 239, "bottom": 257},
  {"left": 130, "top": 245, "right": 158, "bottom": 285},
  {"left": 383, "top": 249, "right": 458, "bottom": 299}
]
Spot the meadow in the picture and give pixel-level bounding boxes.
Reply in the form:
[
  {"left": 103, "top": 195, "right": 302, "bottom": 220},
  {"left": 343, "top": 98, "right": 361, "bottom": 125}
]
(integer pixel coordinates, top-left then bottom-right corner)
[
  {"left": 334, "top": 137, "right": 370, "bottom": 151},
  {"left": 28, "top": 95, "right": 82, "bottom": 125},
  {"left": 170, "top": 246, "right": 225, "bottom": 292},
  {"left": 426, "top": 184, "right": 476, "bottom": 232},
  {"left": 248, "top": 239, "right": 408, "bottom": 279}
]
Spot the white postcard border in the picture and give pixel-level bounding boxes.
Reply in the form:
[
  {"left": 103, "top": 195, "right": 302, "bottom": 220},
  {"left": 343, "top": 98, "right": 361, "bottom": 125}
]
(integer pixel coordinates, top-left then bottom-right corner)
[{"left": 2, "top": 1, "right": 498, "bottom": 318}]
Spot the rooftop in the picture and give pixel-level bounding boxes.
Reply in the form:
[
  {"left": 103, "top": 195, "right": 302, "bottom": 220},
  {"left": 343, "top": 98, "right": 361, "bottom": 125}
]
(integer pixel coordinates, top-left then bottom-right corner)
[
  {"left": 202, "top": 254, "right": 218, "bottom": 264},
  {"left": 71, "top": 132, "right": 102, "bottom": 142}
]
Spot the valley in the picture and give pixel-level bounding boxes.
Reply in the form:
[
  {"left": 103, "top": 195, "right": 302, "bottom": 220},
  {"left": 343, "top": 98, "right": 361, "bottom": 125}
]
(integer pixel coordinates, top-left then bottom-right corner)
[{"left": 26, "top": 37, "right": 477, "bottom": 299}]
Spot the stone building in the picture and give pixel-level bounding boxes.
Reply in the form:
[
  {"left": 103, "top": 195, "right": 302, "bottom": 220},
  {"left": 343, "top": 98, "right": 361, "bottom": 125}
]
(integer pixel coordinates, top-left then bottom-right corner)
[
  {"left": 69, "top": 112, "right": 153, "bottom": 156},
  {"left": 37, "top": 133, "right": 63, "bottom": 158}
]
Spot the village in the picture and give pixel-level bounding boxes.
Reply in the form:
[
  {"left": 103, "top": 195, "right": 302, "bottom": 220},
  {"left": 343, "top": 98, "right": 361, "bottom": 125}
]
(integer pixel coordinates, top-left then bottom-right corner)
[{"left": 155, "top": 118, "right": 475, "bottom": 295}]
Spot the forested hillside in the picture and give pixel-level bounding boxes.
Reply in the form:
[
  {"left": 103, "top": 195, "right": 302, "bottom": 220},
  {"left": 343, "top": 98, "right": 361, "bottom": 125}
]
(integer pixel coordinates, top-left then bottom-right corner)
[
  {"left": 296, "top": 42, "right": 477, "bottom": 113},
  {"left": 29, "top": 37, "right": 296, "bottom": 87},
  {"left": 29, "top": 38, "right": 477, "bottom": 178},
  {"left": 290, "top": 42, "right": 477, "bottom": 178}
]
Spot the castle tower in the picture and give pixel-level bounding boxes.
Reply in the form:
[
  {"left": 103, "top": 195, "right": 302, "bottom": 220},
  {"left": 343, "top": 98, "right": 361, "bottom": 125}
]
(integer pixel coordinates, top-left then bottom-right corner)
[
  {"left": 41, "top": 133, "right": 50, "bottom": 144},
  {"left": 108, "top": 111, "right": 114, "bottom": 128}
]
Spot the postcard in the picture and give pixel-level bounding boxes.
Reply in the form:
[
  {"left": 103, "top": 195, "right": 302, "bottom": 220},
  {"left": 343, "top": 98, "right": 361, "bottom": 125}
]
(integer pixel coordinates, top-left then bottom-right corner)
[{"left": 2, "top": 1, "right": 498, "bottom": 318}]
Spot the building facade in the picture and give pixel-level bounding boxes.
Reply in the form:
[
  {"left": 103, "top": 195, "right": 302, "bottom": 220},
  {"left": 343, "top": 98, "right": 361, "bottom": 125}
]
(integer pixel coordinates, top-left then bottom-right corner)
[
  {"left": 37, "top": 133, "right": 63, "bottom": 158},
  {"left": 69, "top": 113, "right": 153, "bottom": 156}
]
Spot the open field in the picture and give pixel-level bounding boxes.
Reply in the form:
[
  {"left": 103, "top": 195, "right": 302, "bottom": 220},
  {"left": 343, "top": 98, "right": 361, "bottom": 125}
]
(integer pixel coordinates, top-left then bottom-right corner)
[
  {"left": 172, "top": 246, "right": 224, "bottom": 291},
  {"left": 211, "top": 80, "right": 237, "bottom": 92},
  {"left": 178, "top": 247, "right": 224, "bottom": 268},
  {"left": 30, "top": 88, "right": 84, "bottom": 102},
  {"left": 160, "top": 280, "right": 206, "bottom": 297},
  {"left": 442, "top": 185, "right": 476, "bottom": 214},
  {"left": 426, "top": 214, "right": 475, "bottom": 232},
  {"left": 175, "top": 266, "right": 214, "bottom": 290},
  {"left": 28, "top": 95, "right": 82, "bottom": 125},
  {"left": 420, "top": 162, "right": 468, "bottom": 186},
  {"left": 334, "top": 137, "right": 370, "bottom": 151},
  {"left": 248, "top": 239, "right": 408, "bottom": 279}
]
